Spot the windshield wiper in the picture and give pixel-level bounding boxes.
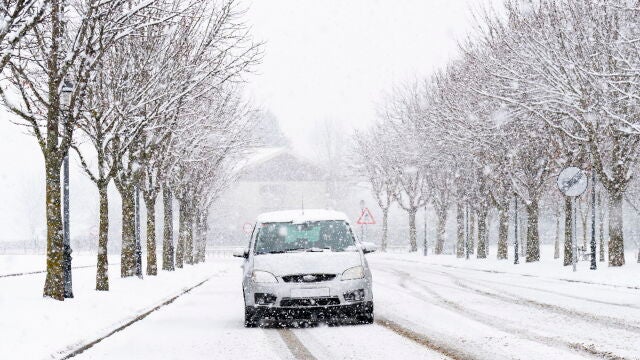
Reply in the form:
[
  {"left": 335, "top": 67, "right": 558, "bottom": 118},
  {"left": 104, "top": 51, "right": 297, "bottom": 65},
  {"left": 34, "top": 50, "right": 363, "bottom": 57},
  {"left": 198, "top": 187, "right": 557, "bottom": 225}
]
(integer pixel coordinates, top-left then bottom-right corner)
[
  {"left": 258, "top": 247, "right": 331, "bottom": 254},
  {"left": 260, "top": 248, "right": 306, "bottom": 254},
  {"left": 306, "top": 247, "right": 332, "bottom": 252},
  {"left": 260, "top": 250, "right": 285, "bottom": 254}
]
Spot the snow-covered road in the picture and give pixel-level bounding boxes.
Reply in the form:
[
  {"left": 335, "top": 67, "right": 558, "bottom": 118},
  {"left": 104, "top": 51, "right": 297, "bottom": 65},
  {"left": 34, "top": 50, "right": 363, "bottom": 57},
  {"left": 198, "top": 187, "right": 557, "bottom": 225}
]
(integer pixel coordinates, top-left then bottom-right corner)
[{"left": 63, "top": 255, "right": 639, "bottom": 360}]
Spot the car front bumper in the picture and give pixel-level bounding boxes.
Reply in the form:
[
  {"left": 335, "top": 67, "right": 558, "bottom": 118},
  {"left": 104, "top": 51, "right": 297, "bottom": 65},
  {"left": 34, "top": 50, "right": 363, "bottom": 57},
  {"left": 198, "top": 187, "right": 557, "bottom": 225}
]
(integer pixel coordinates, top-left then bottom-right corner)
[
  {"left": 244, "top": 277, "right": 373, "bottom": 306},
  {"left": 248, "top": 301, "right": 373, "bottom": 322}
]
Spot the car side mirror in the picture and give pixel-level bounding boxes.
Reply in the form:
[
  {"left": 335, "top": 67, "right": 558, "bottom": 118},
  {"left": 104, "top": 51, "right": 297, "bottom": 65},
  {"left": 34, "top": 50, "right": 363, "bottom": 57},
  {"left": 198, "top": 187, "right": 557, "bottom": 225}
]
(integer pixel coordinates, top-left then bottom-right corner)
[
  {"left": 361, "top": 242, "right": 377, "bottom": 254},
  {"left": 233, "top": 248, "right": 249, "bottom": 258}
]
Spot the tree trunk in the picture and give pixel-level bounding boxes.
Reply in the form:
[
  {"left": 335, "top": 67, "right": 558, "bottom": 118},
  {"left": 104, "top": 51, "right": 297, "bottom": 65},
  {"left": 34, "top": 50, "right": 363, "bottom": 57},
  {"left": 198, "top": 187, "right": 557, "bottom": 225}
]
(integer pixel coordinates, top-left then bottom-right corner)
[
  {"left": 564, "top": 196, "right": 573, "bottom": 266},
  {"left": 608, "top": 190, "right": 625, "bottom": 266},
  {"left": 120, "top": 186, "right": 136, "bottom": 277},
  {"left": 525, "top": 198, "right": 540, "bottom": 262},
  {"left": 477, "top": 208, "right": 488, "bottom": 259},
  {"left": 185, "top": 208, "right": 194, "bottom": 265},
  {"left": 199, "top": 211, "right": 208, "bottom": 263},
  {"left": 497, "top": 207, "right": 508, "bottom": 260},
  {"left": 162, "top": 188, "right": 175, "bottom": 271},
  {"left": 176, "top": 200, "right": 187, "bottom": 268},
  {"left": 43, "top": 156, "right": 65, "bottom": 300},
  {"left": 408, "top": 208, "right": 417, "bottom": 252},
  {"left": 199, "top": 210, "right": 208, "bottom": 263},
  {"left": 381, "top": 208, "right": 389, "bottom": 252},
  {"left": 598, "top": 192, "right": 605, "bottom": 262},
  {"left": 469, "top": 211, "right": 476, "bottom": 254},
  {"left": 193, "top": 210, "right": 201, "bottom": 264},
  {"left": 456, "top": 202, "right": 464, "bottom": 258},
  {"left": 96, "top": 183, "right": 109, "bottom": 291},
  {"left": 42, "top": 0, "right": 64, "bottom": 302},
  {"left": 554, "top": 214, "right": 560, "bottom": 260},
  {"left": 435, "top": 207, "right": 447, "bottom": 254},
  {"left": 145, "top": 195, "right": 157, "bottom": 276}
]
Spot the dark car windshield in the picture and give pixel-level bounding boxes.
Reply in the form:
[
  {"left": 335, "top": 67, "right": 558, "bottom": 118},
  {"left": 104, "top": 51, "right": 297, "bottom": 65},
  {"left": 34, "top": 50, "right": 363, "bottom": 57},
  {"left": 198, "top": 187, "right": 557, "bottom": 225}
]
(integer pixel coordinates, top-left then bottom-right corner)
[{"left": 254, "top": 220, "right": 356, "bottom": 255}]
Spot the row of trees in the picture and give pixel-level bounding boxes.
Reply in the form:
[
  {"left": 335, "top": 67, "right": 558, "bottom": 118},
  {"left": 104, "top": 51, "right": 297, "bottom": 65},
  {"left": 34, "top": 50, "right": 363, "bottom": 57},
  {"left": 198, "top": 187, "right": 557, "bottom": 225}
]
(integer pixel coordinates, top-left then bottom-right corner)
[
  {"left": 1, "top": 0, "right": 261, "bottom": 299},
  {"left": 353, "top": 0, "right": 640, "bottom": 267}
]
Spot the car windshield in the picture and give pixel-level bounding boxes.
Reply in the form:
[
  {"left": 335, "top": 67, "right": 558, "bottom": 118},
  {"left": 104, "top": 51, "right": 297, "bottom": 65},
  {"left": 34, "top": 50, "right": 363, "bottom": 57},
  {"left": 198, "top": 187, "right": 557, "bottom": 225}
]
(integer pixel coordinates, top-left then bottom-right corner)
[{"left": 254, "top": 220, "right": 356, "bottom": 255}]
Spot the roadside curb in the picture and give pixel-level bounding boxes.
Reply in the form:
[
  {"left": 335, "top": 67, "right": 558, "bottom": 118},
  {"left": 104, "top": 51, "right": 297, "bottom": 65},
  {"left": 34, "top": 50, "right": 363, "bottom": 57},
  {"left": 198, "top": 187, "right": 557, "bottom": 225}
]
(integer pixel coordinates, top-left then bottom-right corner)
[{"left": 53, "top": 277, "right": 211, "bottom": 360}]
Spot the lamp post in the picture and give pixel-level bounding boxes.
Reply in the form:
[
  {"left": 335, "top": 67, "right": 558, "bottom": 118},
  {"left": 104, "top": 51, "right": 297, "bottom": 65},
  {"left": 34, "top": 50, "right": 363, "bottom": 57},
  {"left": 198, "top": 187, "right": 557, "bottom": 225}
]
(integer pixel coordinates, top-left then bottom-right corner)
[
  {"left": 423, "top": 203, "right": 427, "bottom": 256},
  {"left": 359, "top": 200, "right": 365, "bottom": 243},
  {"left": 590, "top": 168, "right": 597, "bottom": 270},
  {"left": 135, "top": 186, "right": 143, "bottom": 278},
  {"left": 465, "top": 204, "right": 470, "bottom": 260},
  {"left": 514, "top": 196, "right": 519, "bottom": 265},
  {"left": 60, "top": 80, "right": 73, "bottom": 298}
]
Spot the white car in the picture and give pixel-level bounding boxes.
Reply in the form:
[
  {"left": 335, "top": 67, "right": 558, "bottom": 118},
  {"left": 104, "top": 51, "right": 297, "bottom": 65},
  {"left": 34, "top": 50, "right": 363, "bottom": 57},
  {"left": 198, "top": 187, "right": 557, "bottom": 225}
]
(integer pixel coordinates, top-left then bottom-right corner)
[{"left": 234, "top": 209, "right": 376, "bottom": 327}]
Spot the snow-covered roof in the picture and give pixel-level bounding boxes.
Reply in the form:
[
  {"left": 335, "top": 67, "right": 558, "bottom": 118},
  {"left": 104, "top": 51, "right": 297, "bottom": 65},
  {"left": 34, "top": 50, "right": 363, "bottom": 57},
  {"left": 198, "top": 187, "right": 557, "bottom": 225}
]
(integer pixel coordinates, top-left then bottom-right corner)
[
  {"left": 233, "top": 147, "right": 287, "bottom": 174},
  {"left": 256, "top": 209, "right": 350, "bottom": 224}
]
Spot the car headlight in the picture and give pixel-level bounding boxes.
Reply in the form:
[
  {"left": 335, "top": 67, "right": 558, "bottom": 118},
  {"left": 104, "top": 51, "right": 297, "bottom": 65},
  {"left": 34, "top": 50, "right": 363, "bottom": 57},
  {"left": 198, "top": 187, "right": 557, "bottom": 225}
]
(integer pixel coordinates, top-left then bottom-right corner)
[
  {"left": 252, "top": 270, "right": 278, "bottom": 283},
  {"left": 341, "top": 266, "right": 365, "bottom": 280}
]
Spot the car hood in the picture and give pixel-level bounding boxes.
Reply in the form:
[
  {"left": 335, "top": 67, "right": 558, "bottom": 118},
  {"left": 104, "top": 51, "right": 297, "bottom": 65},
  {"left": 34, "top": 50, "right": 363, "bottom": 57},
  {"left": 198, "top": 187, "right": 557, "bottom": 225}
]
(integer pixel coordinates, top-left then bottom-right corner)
[{"left": 253, "top": 251, "right": 362, "bottom": 276}]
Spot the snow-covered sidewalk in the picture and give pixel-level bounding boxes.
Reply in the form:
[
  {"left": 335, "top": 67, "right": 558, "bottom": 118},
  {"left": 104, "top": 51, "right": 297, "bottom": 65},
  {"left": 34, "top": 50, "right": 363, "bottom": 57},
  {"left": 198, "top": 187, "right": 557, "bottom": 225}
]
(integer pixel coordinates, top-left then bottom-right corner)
[
  {"left": 0, "top": 253, "right": 110, "bottom": 276},
  {"left": 0, "top": 255, "right": 229, "bottom": 359},
  {"left": 382, "top": 245, "right": 640, "bottom": 289}
]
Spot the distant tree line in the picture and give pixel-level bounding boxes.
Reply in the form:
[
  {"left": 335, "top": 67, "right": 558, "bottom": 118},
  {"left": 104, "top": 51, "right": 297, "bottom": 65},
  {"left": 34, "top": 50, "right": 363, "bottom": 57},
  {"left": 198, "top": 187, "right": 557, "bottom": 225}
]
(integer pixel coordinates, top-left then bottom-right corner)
[
  {"left": 353, "top": 0, "right": 640, "bottom": 266},
  {"left": 0, "top": 0, "right": 262, "bottom": 300}
]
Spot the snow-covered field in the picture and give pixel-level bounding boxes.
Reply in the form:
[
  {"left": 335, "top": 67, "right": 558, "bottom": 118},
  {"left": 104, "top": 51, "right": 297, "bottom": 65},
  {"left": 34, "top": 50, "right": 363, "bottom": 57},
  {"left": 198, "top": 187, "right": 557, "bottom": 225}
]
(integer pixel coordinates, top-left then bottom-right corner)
[{"left": 1, "top": 247, "right": 639, "bottom": 360}]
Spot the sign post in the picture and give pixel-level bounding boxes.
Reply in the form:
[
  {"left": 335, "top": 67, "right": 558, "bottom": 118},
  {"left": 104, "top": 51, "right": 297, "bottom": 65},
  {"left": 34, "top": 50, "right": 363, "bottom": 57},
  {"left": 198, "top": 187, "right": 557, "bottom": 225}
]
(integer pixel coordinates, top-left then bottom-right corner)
[
  {"left": 423, "top": 204, "right": 428, "bottom": 257},
  {"left": 557, "top": 167, "right": 588, "bottom": 272},
  {"left": 514, "top": 196, "right": 519, "bottom": 265},
  {"left": 590, "top": 168, "right": 597, "bottom": 270},
  {"left": 243, "top": 222, "right": 254, "bottom": 237},
  {"left": 356, "top": 206, "right": 376, "bottom": 243}
]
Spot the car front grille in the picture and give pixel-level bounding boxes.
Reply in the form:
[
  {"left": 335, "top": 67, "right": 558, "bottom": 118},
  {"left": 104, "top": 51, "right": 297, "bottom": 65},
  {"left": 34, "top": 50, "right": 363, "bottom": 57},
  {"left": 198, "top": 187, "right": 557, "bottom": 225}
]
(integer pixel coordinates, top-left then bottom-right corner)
[
  {"left": 280, "top": 296, "right": 341, "bottom": 307},
  {"left": 281, "top": 274, "right": 336, "bottom": 283}
]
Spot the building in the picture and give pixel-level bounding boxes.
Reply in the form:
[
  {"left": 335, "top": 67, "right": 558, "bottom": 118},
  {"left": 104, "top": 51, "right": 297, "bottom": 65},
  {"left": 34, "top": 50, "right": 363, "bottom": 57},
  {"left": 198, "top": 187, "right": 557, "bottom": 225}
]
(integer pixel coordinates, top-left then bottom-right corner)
[{"left": 210, "top": 147, "right": 332, "bottom": 245}]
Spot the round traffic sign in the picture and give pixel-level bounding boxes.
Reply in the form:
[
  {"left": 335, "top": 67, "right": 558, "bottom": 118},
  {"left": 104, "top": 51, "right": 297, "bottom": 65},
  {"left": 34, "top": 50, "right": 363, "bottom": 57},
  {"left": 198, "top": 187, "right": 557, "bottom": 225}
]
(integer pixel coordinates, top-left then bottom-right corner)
[{"left": 557, "top": 167, "right": 588, "bottom": 197}]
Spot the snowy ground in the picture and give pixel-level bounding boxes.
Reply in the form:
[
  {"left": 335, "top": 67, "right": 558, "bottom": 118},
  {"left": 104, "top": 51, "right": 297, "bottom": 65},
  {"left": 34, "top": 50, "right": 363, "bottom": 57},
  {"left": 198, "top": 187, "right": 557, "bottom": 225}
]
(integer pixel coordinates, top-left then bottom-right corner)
[{"left": 1, "top": 247, "right": 639, "bottom": 360}]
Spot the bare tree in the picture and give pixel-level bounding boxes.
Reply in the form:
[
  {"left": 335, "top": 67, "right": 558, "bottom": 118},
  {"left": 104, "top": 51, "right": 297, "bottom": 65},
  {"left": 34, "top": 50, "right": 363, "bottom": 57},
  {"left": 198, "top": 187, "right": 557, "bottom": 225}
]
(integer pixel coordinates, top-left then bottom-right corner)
[{"left": 0, "top": 0, "right": 164, "bottom": 300}]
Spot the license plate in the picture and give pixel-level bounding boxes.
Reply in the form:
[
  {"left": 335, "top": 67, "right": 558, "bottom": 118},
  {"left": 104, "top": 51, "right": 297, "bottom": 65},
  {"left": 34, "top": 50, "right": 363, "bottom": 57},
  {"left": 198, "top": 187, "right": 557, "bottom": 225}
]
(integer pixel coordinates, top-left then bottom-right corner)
[{"left": 290, "top": 288, "right": 329, "bottom": 298}]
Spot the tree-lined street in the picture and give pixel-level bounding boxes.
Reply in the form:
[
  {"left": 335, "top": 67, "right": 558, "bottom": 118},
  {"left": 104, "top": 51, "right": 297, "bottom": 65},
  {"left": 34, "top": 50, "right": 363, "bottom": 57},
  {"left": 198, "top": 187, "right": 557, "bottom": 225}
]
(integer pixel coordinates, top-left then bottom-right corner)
[
  {"left": 2, "top": 1, "right": 640, "bottom": 358},
  {"left": 3, "top": 252, "right": 636, "bottom": 359}
]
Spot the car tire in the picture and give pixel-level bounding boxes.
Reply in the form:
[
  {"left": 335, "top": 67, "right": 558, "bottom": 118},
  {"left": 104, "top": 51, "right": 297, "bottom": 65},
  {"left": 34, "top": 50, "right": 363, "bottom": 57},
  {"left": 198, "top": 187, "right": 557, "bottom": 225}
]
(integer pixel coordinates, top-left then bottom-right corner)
[
  {"left": 244, "top": 306, "right": 259, "bottom": 328},
  {"left": 357, "top": 302, "right": 374, "bottom": 324}
]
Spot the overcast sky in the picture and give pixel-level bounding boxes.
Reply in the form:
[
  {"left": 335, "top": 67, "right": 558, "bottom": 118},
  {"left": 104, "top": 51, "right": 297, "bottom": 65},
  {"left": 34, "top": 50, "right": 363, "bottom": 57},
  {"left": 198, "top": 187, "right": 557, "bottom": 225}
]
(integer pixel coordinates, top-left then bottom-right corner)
[
  {"left": 0, "top": 0, "right": 495, "bottom": 241},
  {"left": 243, "top": 0, "right": 494, "bottom": 155}
]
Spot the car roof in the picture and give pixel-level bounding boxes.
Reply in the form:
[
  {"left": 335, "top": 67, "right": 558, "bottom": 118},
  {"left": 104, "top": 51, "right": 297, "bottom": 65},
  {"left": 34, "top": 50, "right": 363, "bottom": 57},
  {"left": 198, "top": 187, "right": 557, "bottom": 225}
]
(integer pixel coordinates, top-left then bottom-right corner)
[{"left": 256, "top": 209, "right": 350, "bottom": 224}]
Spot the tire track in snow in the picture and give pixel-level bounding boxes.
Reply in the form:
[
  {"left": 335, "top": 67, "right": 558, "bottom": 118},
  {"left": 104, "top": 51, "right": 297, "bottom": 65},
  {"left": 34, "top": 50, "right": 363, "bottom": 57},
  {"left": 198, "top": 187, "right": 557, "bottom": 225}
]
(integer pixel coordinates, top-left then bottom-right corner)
[
  {"left": 376, "top": 266, "right": 630, "bottom": 360},
  {"left": 377, "top": 258, "right": 640, "bottom": 332},
  {"left": 378, "top": 257, "right": 640, "bottom": 291},
  {"left": 277, "top": 328, "right": 317, "bottom": 360},
  {"left": 55, "top": 277, "right": 210, "bottom": 360},
  {"left": 427, "top": 268, "right": 640, "bottom": 334},
  {"left": 374, "top": 316, "right": 465, "bottom": 360},
  {"left": 463, "top": 275, "right": 640, "bottom": 309}
]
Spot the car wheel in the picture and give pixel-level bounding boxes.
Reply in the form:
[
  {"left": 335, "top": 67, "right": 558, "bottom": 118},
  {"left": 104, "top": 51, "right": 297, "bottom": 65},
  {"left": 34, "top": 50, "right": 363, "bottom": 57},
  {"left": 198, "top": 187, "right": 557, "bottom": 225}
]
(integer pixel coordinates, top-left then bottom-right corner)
[
  {"left": 244, "top": 306, "right": 259, "bottom": 328},
  {"left": 357, "top": 302, "right": 374, "bottom": 324}
]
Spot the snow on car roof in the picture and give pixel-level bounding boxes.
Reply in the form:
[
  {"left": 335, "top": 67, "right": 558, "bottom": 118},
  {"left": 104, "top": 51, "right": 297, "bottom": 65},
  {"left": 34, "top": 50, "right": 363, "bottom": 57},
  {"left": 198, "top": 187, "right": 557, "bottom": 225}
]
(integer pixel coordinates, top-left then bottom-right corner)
[{"left": 256, "top": 209, "right": 350, "bottom": 224}]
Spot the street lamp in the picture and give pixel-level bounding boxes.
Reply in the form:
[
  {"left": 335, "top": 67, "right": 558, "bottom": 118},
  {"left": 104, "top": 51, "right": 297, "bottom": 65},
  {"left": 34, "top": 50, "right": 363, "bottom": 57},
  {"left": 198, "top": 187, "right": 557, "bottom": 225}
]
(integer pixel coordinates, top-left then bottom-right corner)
[
  {"left": 514, "top": 196, "right": 519, "bottom": 265},
  {"left": 135, "top": 186, "right": 143, "bottom": 278},
  {"left": 465, "top": 204, "right": 470, "bottom": 260},
  {"left": 423, "top": 203, "right": 427, "bottom": 256},
  {"left": 590, "top": 167, "right": 597, "bottom": 270},
  {"left": 60, "top": 79, "right": 73, "bottom": 298}
]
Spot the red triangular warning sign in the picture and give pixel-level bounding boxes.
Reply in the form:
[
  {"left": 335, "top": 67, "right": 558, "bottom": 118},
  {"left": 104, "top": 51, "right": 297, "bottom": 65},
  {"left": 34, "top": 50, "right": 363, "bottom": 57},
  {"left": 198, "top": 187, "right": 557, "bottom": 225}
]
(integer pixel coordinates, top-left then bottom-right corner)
[{"left": 356, "top": 208, "right": 376, "bottom": 225}]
